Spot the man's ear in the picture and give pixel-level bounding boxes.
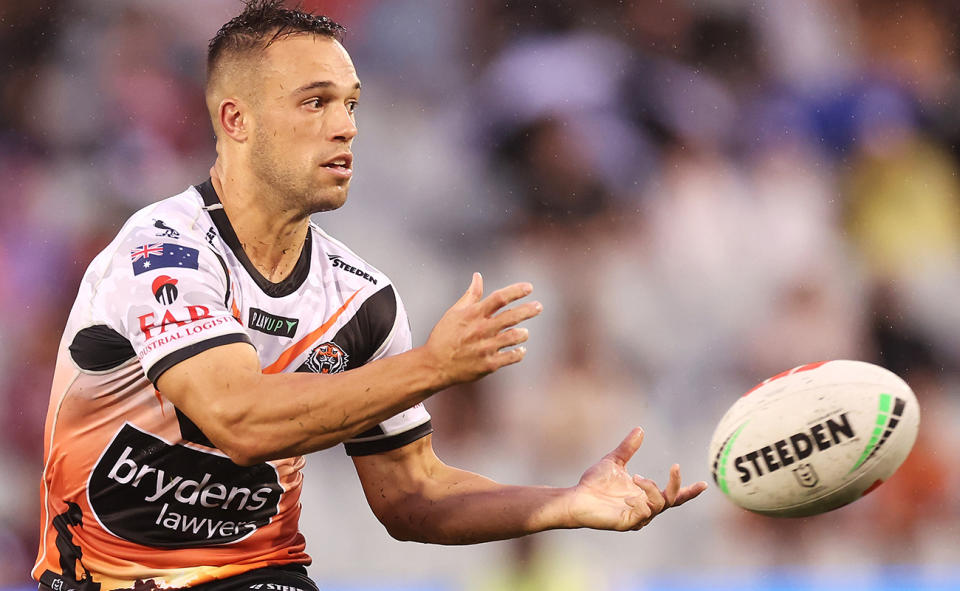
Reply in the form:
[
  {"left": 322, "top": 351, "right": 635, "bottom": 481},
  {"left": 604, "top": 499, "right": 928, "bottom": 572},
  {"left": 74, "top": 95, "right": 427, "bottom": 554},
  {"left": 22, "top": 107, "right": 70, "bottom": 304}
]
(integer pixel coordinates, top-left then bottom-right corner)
[{"left": 219, "top": 98, "right": 250, "bottom": 143}]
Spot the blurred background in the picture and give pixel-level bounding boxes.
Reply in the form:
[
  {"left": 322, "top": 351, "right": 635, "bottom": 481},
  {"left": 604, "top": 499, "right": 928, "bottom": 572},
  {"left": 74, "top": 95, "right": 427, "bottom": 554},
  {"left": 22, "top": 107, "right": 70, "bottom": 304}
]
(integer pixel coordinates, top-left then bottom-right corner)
[{"left": 2, "top": 0, "right": 960, "bottom": 589}]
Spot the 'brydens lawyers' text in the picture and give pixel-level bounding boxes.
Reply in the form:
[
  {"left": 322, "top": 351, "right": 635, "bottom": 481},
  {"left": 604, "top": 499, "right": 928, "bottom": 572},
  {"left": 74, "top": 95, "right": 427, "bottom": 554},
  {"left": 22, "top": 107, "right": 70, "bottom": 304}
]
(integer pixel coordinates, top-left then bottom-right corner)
[{"left": 89, "top": 424, "right": 282, "bottom": 548}]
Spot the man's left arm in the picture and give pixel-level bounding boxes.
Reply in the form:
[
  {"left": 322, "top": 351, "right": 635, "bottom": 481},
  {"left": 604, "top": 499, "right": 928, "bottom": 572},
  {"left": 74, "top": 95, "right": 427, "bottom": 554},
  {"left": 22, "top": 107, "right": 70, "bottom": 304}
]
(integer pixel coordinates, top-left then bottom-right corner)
[{"left": 352, "top": 428, "right": 707, "bottom": 545}]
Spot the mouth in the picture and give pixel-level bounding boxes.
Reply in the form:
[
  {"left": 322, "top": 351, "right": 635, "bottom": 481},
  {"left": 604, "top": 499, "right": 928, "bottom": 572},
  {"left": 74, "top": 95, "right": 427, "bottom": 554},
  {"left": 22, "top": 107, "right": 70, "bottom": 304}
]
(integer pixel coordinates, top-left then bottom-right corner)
[{"left": 322, "top": 153, "right": 353, "bottom": 178}]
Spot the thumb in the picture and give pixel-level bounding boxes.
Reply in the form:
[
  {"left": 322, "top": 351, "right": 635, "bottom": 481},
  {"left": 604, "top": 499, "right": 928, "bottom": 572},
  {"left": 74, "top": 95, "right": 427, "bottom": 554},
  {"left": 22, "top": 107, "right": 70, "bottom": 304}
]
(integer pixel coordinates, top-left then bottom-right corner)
[
  {"left": 457, "top": 272, "right": 483, "bottom": 305},
  {"left": 605, "top": 427, "right": 645, "bottom": 467}
]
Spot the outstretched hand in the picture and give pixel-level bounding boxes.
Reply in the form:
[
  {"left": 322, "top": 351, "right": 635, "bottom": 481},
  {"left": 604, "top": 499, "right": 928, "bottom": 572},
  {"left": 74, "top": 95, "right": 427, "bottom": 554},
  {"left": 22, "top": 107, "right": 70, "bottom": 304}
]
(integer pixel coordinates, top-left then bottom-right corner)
[
  {"left": 425, "top": 272, "right": 542, "bottom": 386},
  {"left": 565, "top": 428, "right": 707, "bottom": 532}
]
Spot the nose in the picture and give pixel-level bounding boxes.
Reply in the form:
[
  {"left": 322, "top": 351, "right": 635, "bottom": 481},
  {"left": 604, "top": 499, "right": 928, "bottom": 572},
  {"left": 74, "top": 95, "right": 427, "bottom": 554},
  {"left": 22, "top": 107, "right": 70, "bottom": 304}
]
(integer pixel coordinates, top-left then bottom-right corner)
[{"left": 331, "top": 103, "right": 358, "bottom": 143}]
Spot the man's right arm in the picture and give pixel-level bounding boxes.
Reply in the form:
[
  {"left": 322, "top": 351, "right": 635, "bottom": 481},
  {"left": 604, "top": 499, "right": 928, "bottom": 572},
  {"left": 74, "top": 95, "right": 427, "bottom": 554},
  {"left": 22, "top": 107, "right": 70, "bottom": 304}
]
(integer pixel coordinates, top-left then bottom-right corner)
[{"left": 156, "top": 273, "right": 541, "bottom": 465}]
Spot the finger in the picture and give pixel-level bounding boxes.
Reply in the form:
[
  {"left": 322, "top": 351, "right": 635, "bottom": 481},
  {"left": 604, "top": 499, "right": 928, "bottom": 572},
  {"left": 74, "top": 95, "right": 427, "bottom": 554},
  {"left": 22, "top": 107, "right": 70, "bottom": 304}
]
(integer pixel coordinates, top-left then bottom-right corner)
[
  {"left": 625, "top": 497, "right": 654, "bottom": 530},
  {"left": 494, "top": 327, "right": 529, "bottom": 350},
  {"left": 456, "top": 272, "right": 484, "bottom": 306},
  {"left": 479, "top": 282, "right": 533, "bottom": 317},
  {"left": 662, "top": 464, "right": 682, "bottom": 507},
  {"left": 633, "top": 476, "right": 666, "bottom": 515},
  {"left": 672, "top": 481, "right": 709, "bottom": 506},
  {"left": 490, "top": 300, "right": 543, "bottom": 331},
  {"left": 490, "top": 346, "right": 527, "bottom": 369},
  {"left": 604, "top": 427, "right": 644, "bottom": 467},
  {"left": 624, "top": 494, "right": 653, "bottom": 526}
]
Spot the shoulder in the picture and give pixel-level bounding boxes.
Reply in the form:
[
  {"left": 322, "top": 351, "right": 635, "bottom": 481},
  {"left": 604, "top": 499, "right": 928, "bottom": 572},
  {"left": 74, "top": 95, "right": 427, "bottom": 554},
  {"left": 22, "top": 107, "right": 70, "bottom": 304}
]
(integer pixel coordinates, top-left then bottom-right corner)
[
  {"left": 65, "top": 185, "right": 241, "bottom": 368},
  {"left": 78, "top": 186, "right": 229, "bottom": 312},
  {"left": 311, "top": 223, "right": 394, "bottom": 291},
  {"left": 311, "top": 224, "right": 404, "bottom": 335},
  {"left": 307, "top": 225, "right": 409, "bottom": 364},
  {"left": 92, "top": 187, "right": 220, "bottom": 277},
  {"left": 119, "top": 186, "right": 209, "bottom": 248}
]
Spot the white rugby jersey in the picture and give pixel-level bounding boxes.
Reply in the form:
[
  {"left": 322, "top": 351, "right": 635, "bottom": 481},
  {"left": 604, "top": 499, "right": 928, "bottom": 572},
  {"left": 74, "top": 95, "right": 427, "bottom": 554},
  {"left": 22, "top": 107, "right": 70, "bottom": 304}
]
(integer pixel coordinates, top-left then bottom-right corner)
[{"left": 34, "top": 180, "right": 432, "bottom": 590}]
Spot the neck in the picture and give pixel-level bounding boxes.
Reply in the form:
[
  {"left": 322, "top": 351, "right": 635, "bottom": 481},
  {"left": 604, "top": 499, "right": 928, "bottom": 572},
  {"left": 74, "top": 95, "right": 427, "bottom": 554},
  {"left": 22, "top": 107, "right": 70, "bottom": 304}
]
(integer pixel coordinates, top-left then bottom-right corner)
[{"left": 210, "top": 161, "right": 310, "bottom": 283}]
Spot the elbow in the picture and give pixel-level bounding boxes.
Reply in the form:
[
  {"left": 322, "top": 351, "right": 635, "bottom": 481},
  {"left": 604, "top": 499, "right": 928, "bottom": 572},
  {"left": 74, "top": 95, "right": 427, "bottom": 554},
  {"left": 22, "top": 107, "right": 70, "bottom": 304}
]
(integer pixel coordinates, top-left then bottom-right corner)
[
  {"left": 381, "top": 516, "right": 464, "bottom": 545},
  {"left": 217, "top": 425, "right": 281, "bottom": 466},
  {"left": 210, "top": 432, "right": 265, "bottom": 467},
  {"left": 223, "top": 446, "right": 263, "bottom": 467},
  {"left": 381, "top": 518, "right": 421, "bottom": 543},
  {"left": 203, "top": 401, "right": 268, "bottom": 466},
  {"left": 370, "top": 500, "right": 427, "bottom": 543},
  {"left": 388, "top": 530, "right": 417, "bottom": 543}
]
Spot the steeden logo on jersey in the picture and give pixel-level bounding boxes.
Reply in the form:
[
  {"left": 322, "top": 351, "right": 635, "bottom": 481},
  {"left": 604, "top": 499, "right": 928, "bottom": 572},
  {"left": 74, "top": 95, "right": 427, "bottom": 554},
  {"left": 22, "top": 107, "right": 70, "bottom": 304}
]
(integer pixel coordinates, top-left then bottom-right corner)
[
  {"left": 249, "top": 585, "right": 307, "bottom": 591},
  {"left": 328, "top": 254, "right": 377, "bottom": 285},
  {"left": 205, "top": 226, "right": 217, "bottom": 246}
]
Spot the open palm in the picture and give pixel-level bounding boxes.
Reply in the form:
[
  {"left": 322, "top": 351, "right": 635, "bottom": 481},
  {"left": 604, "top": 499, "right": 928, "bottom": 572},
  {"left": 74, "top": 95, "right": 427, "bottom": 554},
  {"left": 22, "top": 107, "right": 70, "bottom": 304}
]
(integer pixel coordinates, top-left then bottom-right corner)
[{"left": 567, "top": 428, "right": 708, "bottom": 531}]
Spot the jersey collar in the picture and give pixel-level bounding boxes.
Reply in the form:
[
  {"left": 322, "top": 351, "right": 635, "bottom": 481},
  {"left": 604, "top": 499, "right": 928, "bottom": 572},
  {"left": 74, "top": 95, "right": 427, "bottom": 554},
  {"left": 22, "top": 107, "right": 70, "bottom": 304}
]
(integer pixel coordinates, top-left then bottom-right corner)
[{"left": 195, "top": 179, "right": 312, "bottom": 298}]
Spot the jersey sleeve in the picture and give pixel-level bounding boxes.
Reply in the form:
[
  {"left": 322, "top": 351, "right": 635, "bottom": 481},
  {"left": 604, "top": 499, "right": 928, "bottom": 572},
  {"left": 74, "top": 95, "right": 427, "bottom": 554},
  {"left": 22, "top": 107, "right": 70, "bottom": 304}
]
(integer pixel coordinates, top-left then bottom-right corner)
[
  {"left": 343, "top": 284, "right": 432, "bottom": 456},
  {"left": 101, "top": 229, "right": 252, "bottom": 385}
]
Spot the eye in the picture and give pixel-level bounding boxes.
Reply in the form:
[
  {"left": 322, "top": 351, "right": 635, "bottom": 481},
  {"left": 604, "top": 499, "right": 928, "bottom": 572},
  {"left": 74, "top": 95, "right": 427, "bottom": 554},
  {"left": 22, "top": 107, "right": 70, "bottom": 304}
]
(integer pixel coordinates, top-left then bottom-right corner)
[
  {"left": 347, "top": 100, "right": 359, "bottom": 114},
  {"left": 301, "top": 96, "right": 330, "bottom": 111}
]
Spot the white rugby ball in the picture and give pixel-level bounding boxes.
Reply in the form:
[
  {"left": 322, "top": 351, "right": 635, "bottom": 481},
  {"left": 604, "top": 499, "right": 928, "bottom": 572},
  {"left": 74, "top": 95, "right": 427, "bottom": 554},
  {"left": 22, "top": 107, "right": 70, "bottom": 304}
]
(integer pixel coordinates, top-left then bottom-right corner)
[{"left": 708, "top": 360, "right": 919, "bottom": 517}]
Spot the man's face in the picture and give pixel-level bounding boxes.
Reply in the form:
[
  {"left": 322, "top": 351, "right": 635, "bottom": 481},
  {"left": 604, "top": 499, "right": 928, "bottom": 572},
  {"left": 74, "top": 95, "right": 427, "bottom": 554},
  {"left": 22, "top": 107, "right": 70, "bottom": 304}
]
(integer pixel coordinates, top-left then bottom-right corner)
[{"left": 247, "top": 34, "right": 360, "bottom": 213}]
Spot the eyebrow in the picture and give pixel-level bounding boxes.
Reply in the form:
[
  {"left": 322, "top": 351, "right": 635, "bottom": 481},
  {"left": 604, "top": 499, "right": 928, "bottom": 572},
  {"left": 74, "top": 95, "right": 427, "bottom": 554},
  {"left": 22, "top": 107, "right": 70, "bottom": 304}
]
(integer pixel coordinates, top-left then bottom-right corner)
[{"left": 294, "top": 80, "right": 362, "bottom": 94}]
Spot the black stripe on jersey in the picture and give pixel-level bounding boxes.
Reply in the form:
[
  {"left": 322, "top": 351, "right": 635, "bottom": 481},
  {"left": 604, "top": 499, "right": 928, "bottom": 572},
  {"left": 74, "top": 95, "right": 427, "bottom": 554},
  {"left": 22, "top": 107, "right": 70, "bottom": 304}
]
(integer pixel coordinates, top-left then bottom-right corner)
[
  {"left": 176, "top": 407, "right": 214, "bottom": 447},
  {"left": 70, "top": 325, "right": 136, "bottom": 372},
  {"left": 333, "top": 285, "right": 398, "bottom": 367},
  {"left": 353, "top": 425, "right": 386, "bottom": 439},
  {"left": 40, "top": 566, "right": 316, "bottom": 591},
  {"left": 196, "top": 179, "right": 311, "bottom": 298},
  {"left": 295, "top": 285, "right": 399, "bottom": 374},
  {"left": 147, "top": 333, "right": 253, "bottom": 385},
  {"left": 344, "top": 420, "right": 433, "bottom": 456},
  {"left": 210, "top": 248, "right": 232, "bottom": 308}
]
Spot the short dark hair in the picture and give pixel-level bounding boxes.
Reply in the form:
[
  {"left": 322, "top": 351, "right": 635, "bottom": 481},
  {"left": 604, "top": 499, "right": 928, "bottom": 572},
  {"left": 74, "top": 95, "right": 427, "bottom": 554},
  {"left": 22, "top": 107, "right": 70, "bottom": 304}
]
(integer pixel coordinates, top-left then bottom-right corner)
[{"left": 207, "top": 0, "right": 345, "bottom": 83}]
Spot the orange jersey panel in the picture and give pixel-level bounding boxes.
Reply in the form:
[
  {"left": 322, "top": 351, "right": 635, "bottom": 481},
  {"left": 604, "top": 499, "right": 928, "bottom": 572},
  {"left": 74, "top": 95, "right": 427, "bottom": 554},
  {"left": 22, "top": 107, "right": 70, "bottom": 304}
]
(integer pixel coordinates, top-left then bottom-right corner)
[{"left": 34, "top": 355, "right": 308, "bottom": 589}]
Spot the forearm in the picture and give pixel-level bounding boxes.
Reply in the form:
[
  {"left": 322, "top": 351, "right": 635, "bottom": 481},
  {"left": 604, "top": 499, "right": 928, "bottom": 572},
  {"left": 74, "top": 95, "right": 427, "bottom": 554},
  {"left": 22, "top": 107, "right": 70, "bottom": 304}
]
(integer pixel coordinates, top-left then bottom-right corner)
[
  {"left": 388, "top": 469, "right": 576, "bottom": 544},
  {"left": 167, "top": 344, "right": 447, "bottom": 464},
  {"left": 356, "top": 444, "right": 577, "bottom": 544},
  {"left": 253, "top": 350, "right": 442, "bottom": 457}
]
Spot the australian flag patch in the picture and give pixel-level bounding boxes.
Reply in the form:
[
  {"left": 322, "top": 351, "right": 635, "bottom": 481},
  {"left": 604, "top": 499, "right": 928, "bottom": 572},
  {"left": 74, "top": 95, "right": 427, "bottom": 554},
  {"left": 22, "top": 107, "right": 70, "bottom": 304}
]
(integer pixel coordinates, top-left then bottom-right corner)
[{"left": 130, "top": 243, "right": 200, "bottom": 276}]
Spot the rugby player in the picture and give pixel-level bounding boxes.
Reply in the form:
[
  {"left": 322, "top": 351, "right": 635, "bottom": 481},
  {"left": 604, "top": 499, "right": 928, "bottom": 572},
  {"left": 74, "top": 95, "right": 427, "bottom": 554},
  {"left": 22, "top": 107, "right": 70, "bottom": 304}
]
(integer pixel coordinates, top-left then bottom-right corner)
[{"left": 33, "top": 2, "right": 707, "bottom": 589}]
